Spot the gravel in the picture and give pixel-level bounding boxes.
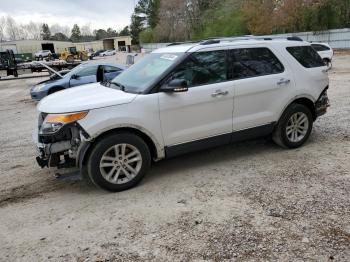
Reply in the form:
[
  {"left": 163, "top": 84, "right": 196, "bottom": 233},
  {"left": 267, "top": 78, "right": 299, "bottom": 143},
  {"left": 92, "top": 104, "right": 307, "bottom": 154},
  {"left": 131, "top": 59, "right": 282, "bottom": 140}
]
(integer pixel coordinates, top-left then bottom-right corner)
[{"left": 0, "top": 54, "right": 349, "bottom": 261}]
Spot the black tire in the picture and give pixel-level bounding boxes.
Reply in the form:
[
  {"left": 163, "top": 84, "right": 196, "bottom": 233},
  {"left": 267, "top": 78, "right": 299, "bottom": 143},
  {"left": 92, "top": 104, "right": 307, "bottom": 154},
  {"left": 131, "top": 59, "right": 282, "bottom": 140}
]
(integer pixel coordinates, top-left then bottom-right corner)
[
  {"left": 87, "top": 132, "right": 151, "bottom": 192},
  {"left": 272, "top": 103, "right": 313, "bottom": 148}
]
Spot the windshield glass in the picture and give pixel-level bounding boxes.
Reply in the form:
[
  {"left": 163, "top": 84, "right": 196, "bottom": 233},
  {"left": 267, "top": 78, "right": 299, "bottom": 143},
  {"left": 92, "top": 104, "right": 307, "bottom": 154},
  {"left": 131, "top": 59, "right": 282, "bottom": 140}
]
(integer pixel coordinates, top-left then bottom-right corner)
[
  {"left": 63, "top": 63, "right": 91, "bottom": 78},
  {"left": 111, "top": 53, "right": 183, "bottom": 93}
]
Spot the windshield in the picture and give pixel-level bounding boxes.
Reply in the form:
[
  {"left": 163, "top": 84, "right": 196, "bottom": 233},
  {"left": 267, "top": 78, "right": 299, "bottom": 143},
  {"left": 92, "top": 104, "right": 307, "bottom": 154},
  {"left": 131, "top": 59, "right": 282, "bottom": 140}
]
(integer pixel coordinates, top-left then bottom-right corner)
[
  {"left": 63, "top": 63, "right": 91, "bottom": 78},
  {"left": 111, "top": 53, "right": 183, "bottom": 93}
]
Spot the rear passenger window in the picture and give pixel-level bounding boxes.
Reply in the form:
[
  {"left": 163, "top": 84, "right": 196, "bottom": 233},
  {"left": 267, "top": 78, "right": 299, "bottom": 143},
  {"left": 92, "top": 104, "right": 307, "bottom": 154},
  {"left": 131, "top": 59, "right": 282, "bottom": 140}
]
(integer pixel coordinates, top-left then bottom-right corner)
[
  {"left": 230, "top": 48, "right": 284, "bottom": 80},
  {"left": 171, "top": 50, "right": 227, "bottom": 87},
  {"left": 286, "top": 46, "right": 324, "bottom": 68}
]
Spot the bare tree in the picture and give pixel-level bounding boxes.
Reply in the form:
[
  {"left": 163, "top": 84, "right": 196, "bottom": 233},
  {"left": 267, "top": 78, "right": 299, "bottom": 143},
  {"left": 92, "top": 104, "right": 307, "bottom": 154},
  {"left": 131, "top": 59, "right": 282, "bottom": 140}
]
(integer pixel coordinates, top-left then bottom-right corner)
[
  {"left": 81, "top": 23, "right": 92, "bottom": 36},
  {"left": 27, "top": 22, "right": 42, "bottom": 40},
  {"left": 50, "top": 24, "right": 71, "bottom": 37},
  {"left": 0, "top": 16, "right": 5, "bottom": 42},
  {"left": 6, "top": 16, "right": 19, "bottom": 40}
]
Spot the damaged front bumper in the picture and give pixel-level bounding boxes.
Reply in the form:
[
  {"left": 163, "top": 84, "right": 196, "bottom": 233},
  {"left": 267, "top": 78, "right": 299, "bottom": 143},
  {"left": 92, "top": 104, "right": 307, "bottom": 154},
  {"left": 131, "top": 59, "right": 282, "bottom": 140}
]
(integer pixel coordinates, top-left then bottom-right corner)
[{"left": 34, "top": 113, "right": 90, "bottom": 170}]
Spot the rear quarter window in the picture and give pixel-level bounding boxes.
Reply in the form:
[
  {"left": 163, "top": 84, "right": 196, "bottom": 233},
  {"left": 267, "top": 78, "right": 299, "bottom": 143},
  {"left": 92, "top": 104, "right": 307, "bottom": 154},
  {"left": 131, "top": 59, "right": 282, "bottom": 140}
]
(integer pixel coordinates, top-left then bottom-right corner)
[{"left": 287, "top": 46, "right": 324, "bottom": 68}]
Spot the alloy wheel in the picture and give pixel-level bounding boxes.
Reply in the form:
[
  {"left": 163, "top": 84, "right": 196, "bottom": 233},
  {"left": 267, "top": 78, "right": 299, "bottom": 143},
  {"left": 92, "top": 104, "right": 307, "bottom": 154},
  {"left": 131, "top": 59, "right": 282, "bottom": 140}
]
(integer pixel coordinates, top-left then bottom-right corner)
[
  {"left": 286, "top": 112, "right": 309, "bottom": 143},
  {"left": 99, "top": 143, "right": 142, "bottom": 184}
]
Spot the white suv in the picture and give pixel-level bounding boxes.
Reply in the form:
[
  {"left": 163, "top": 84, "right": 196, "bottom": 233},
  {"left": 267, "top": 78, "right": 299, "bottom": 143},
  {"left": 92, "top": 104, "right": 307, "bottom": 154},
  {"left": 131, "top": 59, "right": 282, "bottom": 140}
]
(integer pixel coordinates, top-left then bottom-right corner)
[
  {"left": 34, "top": 37, "right": 330, "bottom": 191},
  {"left": 35, "top": 50, "right": 52, "bottom": 60},
  {"left": 311, "top": 43, "right": 333, "bottom": 68}
]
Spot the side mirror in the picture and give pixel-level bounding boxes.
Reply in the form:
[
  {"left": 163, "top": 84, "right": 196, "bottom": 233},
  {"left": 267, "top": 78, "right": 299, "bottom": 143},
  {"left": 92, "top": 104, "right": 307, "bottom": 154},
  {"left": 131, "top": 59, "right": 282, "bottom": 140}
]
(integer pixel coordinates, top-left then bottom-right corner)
[
  {"left": 161, "top": 79, "right": 188, "bottom": 93},
  {"left": 71, "top": 74, "right": 80, "bottom": 80}
]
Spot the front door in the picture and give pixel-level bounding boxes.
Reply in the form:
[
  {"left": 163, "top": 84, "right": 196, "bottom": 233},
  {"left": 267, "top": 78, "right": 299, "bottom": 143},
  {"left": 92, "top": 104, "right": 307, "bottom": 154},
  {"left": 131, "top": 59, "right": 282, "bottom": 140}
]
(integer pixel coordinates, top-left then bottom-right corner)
[{"left": 159, "top": 50, "right": 234, "bottom": 147}]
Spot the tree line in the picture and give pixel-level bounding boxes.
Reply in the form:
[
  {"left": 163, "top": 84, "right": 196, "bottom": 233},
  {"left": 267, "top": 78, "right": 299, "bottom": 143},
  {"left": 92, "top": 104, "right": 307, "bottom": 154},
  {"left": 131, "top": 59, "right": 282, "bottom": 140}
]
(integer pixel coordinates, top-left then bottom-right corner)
[
  {"left": 129, "top": 0, "right": 350, "bottom": 44},
  {"left": 0, "top": 16, "right": 131, "bottom": 42}
]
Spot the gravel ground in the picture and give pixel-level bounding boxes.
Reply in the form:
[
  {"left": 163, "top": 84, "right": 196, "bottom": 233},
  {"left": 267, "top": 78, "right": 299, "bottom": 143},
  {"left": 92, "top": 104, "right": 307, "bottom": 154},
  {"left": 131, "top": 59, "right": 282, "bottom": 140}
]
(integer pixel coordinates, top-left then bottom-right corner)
[{"left": 0, "top": 54, "right": 349, "bottom": 261}]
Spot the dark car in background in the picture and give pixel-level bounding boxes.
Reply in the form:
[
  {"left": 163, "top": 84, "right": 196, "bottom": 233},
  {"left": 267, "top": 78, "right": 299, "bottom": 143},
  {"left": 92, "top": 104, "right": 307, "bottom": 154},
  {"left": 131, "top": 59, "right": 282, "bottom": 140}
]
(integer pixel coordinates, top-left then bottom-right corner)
[
  {"left": 30, "top": 62, "right": 126, "bottom": 100},
  {"left": 92, "top": 49, "right": 106, "bottom": 57}
]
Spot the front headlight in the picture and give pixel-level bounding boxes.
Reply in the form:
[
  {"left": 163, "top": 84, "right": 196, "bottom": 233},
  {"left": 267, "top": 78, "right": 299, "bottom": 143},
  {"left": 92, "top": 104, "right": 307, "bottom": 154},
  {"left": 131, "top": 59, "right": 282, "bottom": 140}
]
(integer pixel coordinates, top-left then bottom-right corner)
[
  {"left": 40, "top": 111, "right": 88, "bottom": 135},
  {"left": 34, "top": 83, "right": 46, "bottom": 91}
]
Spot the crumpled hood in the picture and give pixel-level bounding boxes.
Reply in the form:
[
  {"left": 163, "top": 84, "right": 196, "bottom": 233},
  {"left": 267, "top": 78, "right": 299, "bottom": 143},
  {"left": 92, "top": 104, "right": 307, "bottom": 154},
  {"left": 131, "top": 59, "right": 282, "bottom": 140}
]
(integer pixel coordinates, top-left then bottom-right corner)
[{"left": 38, "top": 82, "right": 137, "bottom": 113}]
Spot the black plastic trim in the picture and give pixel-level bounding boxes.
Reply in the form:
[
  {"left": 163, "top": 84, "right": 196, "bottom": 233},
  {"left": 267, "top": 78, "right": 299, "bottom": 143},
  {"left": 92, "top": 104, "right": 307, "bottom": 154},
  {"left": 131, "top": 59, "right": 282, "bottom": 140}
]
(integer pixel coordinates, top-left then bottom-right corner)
[
  {"left": 165, "top": 123, "right": 275, "bottom": 158},
  {"left": 315, "top": 86, "right": 330, "bottom": 117}
]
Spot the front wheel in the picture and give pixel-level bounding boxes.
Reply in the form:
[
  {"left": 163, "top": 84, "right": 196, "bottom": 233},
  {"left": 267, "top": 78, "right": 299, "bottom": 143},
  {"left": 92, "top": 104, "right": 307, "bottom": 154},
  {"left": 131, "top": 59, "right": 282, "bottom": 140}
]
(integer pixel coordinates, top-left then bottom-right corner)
[
  {"left": 273, "top": 104, "right": 313, "bottom": 148},
  {"left": 87, "top": 133, "right": 151, "bottom": 192}
]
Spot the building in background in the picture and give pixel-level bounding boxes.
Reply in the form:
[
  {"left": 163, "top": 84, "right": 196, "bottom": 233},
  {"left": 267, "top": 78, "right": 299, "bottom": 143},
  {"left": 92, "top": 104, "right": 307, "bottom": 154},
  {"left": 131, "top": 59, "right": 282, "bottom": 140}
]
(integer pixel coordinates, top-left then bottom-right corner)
[{"left": 0, "top": 36, "right": 132, "bottom": 55}]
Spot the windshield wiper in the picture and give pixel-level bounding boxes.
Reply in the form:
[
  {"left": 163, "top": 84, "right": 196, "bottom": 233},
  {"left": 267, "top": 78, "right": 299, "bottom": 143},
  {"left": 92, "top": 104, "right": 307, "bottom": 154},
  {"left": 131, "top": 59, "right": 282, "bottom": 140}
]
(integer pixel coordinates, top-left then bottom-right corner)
[{"left": 110, "top": 82, "right": 126, "bottom": 91}]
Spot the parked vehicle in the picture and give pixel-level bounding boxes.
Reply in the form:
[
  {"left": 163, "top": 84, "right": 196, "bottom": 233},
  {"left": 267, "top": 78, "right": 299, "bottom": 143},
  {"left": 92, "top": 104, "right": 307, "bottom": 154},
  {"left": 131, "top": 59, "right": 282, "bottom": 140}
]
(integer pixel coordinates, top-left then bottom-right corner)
[
  {"left": 0, "top": 50, "right": 81, "bottom": 79},
  {"left": 311, "top": 43, "right": 333, "bottom": 67},
  {"left": 35, "top": 50, "right": 52, "bottom": 60},
  {"left": 34, "top": 37, "right": 329, "bottom": 192},
  {"left": 100, "top": 50, "right": 116, "bottom": 56},
  {"left": 92, "top": 49, "right": 106, "bottom": 57},
  {"left": 30, "top": 62, "right": 126, "bottom": 100}
]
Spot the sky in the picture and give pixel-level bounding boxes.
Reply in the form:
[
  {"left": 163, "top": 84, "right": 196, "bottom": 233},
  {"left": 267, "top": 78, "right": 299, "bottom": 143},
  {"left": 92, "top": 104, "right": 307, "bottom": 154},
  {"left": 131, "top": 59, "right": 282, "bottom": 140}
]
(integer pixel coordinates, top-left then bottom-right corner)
[{"left": 0, "top": 0, "right": 137, "bottom": 31}]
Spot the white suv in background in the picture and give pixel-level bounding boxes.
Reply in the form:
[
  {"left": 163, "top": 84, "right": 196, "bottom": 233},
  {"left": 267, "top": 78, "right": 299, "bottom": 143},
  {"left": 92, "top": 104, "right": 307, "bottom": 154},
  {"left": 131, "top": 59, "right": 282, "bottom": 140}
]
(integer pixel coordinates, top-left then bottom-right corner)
[
  {"left": 311, "top": 42, "right": 333, "bottom": 67},
  {"left": 34, "top": 37, "right": 330, "bottom": 191},
  {"left": 35, "top": 50, "right": 52, "bottom": 60}
]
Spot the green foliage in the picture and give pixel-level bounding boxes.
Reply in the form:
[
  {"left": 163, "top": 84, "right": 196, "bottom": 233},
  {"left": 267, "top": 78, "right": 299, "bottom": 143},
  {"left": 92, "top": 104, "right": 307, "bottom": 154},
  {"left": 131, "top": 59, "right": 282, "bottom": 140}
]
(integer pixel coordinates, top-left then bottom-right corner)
[
  {"left": 94, "top": 29, "right": 108, "bottom": 40},
  {"left": 70, "top": 24, "right": 81, "bottom": 42},
  {"left": 134, "top": 0, "right": 350, "bottom": 43},
  {"left": 302, "top": 0, "right": 350, "bottom": 31},
  {"left": 130, "top": 14, "right": 144, "bottom": 45},
  {"left": 106, "top": 28, "right": 117, "bottom": 37},
  {"left": 51, "top": 32, "right": 69, "bottom": 41},
  {"left": 119, "top": 26, "right": 130, "bottom": 36},
  {"left": 192, "top": 9, "right": 248, "bottom": 39},
  {"left": 139, "top": 28, "right": 158, "bottom": 43},
  {"left": 41, "top": 23, "right": 51, "bottom": 40},
  {"left": 135, "top": 0, "right": 160, "bottom": 28}
]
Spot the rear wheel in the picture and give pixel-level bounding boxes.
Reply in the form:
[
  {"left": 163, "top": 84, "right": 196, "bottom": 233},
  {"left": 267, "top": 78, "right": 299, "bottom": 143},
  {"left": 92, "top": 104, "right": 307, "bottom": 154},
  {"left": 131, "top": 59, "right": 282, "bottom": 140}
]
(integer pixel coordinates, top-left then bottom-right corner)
[
  {"left": 273, "top": 104, "right": 313, "bottom": 148},
  {"left": 87, "top": 133, "right": 151, "bottom": 192}
]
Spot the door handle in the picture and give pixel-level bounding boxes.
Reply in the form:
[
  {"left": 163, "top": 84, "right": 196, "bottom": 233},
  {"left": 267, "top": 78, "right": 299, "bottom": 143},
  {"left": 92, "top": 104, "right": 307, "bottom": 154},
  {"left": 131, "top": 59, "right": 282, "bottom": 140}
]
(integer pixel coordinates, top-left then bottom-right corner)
[
  {"left": 211, "top": 90, "right": 228, "bottom": 97},
  {"left": 277, "top": 78, "right": 291, "bottom": 85}
]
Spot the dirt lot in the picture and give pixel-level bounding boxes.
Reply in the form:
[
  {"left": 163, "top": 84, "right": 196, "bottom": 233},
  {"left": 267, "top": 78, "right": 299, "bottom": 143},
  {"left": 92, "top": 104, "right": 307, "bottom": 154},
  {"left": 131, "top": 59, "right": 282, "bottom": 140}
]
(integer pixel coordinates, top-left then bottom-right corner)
[{"left": 0, "top": 54, "right": 349, "bottom": 261}]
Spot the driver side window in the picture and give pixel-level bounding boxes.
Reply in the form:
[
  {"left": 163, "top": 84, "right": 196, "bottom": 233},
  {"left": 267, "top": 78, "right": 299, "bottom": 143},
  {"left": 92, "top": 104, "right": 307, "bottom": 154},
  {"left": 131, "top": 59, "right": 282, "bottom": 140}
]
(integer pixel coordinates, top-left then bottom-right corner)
[
  {"left": 76, "top": 65, "right": 98, "bottom": 77},
  {"left": 171, "top": 50, "right": 227, "bottom": 88}
]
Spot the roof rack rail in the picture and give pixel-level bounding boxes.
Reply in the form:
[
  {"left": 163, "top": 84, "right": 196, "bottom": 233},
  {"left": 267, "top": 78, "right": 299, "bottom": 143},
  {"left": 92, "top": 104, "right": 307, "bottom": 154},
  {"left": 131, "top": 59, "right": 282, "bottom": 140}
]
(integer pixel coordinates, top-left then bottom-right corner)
[
  {"left": 200, "top": 39, "right": 220, "bottom": 45},
  {"left": 166, "top": 35, "right": 304, "bottom": 47},
  {"left": 167, "top": 40, "right": 200, "bottom": 46}
]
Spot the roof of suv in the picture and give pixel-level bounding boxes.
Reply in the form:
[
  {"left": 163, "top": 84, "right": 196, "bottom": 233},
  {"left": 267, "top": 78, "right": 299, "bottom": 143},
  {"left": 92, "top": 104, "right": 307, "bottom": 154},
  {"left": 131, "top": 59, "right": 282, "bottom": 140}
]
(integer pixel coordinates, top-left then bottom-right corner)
[{"left": 153, "top": 38, "right": 310, "bottom": 54}]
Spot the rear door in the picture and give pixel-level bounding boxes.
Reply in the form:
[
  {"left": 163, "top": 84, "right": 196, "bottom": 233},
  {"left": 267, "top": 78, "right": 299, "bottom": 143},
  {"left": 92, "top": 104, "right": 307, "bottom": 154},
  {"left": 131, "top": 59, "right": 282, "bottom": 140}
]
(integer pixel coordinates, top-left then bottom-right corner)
[
  {"left": 69, "top": 64, "right": 98, "bottom": 87},
  {"left": 229, "top": 46, "right": 294, "bottom": 131},
  {"left": 159, "top": 49, "right": 234, "bottom": 147}
]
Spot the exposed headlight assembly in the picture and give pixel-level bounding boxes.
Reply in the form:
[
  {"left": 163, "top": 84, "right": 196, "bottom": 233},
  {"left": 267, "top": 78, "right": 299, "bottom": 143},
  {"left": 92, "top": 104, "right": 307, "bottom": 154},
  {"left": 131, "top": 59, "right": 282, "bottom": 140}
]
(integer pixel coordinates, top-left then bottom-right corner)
[{"left": 40, "top": 111, "right": 88, "bottom": 135}]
